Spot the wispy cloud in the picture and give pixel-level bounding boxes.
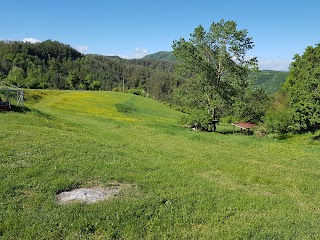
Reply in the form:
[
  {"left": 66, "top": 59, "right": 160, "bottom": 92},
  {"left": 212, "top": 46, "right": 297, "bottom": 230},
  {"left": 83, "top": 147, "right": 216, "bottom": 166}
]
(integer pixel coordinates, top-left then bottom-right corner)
[
  {"left": 76, "top": 45, "right": 89, "bottom": 54},
  {"left": 107, "top": 48, "right": 148, "bottom": 59},
  {"left": 258, "top": 57, "right": 292, "bottom": 71},
  {"left": 119, "top": 54, "right": 129, "bottom": 59},
  {"left": 132, "top": 48, "right": 148, "bottom": 59},
  {"left": 22, "top": 37, "right": 41, "bottom": 43}
]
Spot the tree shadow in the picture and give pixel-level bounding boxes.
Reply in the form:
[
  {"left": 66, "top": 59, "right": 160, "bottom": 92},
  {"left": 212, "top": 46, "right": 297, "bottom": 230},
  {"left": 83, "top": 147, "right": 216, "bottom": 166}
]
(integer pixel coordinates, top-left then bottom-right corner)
[
  {"left": 216, "top": 129, "right": 236, "bottom": 135},
  {"left": 217, "top": 129, "right": 254, "bottom": 135},
  {"left": 313, "top": 135, "right": 320, "bottom": 141},
  {"left": 0, "top": 105, "right": 30, "bottom": 113}
]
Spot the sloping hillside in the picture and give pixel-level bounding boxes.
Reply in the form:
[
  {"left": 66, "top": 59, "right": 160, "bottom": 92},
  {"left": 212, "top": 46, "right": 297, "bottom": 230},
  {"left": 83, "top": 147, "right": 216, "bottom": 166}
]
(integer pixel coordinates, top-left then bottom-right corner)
[
  {"left": 142, "top": 51, "right": 176, "bottom": 61},
  {"left": 254, "top": 70, "right": 288, "bottom": 93},
  {"left": 1, "top": 90, "right": 320, "bottom": 238},
  {"left": 34, "top": 90, "right": 183, "bottom": 125}
]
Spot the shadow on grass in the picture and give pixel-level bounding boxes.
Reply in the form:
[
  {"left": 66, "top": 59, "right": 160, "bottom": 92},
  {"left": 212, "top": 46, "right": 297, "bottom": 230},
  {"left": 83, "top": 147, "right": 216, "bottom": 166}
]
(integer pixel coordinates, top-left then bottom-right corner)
[
  {"left": 313, "top": 135, "right": 320, "bottom": 141},
  {"left": 217, "top": 129, "right": 254, "bottom": 135},
  {"left": 0, "top": 105, "right": 31, "bottom": 113},
  {"left": 216, "top": 129, "right": 235, "bottom": 135}
]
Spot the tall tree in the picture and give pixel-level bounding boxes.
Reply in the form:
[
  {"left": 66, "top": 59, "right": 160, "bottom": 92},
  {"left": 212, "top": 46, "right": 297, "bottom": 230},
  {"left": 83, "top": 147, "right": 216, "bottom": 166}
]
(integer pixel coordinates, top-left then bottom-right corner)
[
  {"left": 172, "top": 19, "right": 257, "bottom": 131},
  {"left": 6, "top": 66, "right": 25, "bottom": 87},
  {"left": 283, "top": 44, "right": 320, "bottom": 133}
]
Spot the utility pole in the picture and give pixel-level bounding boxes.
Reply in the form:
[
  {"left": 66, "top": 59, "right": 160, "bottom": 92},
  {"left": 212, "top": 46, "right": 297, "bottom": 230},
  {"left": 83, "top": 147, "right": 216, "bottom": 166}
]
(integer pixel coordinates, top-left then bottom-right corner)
[{"left": 122, "top": 76, "right": 125, "bottom": 93}]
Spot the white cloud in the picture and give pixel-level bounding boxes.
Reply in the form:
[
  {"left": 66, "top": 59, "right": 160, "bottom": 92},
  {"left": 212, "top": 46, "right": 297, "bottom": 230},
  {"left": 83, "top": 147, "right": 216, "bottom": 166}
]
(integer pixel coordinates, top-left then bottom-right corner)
[
  {"left": 119, "top": 54, "right": 129, "bottom": 59},
  {"left": 107, "top": 48, "right": 148, "bottom": 59},
  {"left": 22, "top": 37, "right": 41, "bottom": 43},
  {"left": 132, "top": 48, "right": 148, "bottom": 59},
  {"left": 76, "top": 45, "right": 89, "bottom": 53},
  {"left": 107, "top": 53, "right": 129, "bottom": 59},
  {"left": 258, "top": 57, "right": 292, "bottom": 71}
]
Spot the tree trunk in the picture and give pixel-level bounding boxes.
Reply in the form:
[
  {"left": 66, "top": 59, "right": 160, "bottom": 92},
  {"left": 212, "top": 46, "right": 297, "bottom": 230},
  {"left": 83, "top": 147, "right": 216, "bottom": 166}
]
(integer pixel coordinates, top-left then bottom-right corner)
[
  {"left": 213, "top": 108, "right": 217, "bottom": 132},
  {"left": 213, "top": 122, "right": 217, "bottom": 132}
]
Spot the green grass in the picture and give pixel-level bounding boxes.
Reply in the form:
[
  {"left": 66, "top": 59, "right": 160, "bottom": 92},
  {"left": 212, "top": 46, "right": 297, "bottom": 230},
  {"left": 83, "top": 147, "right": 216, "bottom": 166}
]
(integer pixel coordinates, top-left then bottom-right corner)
[{"left": 1, "top": 90, "right": 320, "bottom": 239}]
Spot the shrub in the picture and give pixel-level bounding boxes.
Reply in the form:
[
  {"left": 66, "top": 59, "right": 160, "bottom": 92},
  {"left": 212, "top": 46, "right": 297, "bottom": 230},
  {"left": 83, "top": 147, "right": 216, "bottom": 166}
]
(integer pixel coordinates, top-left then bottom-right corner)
[
  {"left": 263, "top": 93, "right": 293, "bottom": 134},
  {"left": 181, "top": 110, "right": 217, "bottom": 131}
]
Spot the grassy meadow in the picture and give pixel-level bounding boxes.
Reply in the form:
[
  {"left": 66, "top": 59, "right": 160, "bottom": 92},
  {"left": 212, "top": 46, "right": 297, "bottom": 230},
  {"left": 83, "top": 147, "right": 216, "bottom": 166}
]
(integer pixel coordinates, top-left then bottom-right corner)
[{"left": 1, "top": 90, "right": 320, "bottom": 239}]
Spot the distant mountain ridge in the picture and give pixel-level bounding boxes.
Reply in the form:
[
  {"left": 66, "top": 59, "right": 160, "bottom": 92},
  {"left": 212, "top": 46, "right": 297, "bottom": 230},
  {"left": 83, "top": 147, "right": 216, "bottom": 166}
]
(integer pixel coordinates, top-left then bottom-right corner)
[{"left": 142, "top": 51, "right": 176, "bottom": 61}]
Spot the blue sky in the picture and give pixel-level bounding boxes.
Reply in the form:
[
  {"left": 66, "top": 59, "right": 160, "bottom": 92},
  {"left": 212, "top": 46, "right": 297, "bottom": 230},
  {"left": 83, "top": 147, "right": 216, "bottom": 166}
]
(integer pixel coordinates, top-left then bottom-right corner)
[{"left": 1, "top": 0, "right": 319, "bottom": 71}]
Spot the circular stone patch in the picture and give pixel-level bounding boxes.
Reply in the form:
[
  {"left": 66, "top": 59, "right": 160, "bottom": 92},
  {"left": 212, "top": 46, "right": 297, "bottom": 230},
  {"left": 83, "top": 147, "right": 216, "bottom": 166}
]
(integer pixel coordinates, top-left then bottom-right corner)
[{"left": 57, "top": 186, "right": 119, "bottom": 204}]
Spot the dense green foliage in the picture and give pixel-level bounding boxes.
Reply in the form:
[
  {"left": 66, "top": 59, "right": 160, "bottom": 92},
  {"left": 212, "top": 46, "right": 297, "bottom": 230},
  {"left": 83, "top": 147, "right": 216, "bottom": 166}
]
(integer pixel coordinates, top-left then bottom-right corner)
[
  {"left": 173, "top": 19, "right": 258, "bottom": 131},
  {"left": 262, "top": 44, "right": 320, "bottom": 135},
  {"left": 0, "top": 40, "right": 177, "bottom": 101},
  {"left": 232, "top": 88, "right": 270, "bottom": 123},
  {"left": 263, "top": 93, "right": 292, "bottom": 134},
  {"left": 281, "top": 45, "right": 320, "bottom": 133},
  {"left": 142, "top": 51, "right": 176, "bottom": 61},
  {"left": 1, "top": 90, "right": 320, "bottom": 238}
]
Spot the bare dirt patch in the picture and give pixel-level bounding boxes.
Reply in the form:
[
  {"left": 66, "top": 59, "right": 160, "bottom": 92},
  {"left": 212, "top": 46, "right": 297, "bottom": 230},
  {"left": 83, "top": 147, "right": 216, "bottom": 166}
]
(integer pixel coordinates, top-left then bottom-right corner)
[{"left": 57, "top": 185, "right": 122, "bottom": 204}]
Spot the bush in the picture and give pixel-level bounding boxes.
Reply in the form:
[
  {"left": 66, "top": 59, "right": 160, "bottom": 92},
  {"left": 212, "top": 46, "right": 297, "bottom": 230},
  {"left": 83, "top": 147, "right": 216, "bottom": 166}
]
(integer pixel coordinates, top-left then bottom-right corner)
[
  {"left": 263, "top": 93, "right": 293, "bottom": 134},
  {"left": 221, "top": 115, "right": 236, "bottom": 124},
  {"left": 232, "top": 88, "right": 270, "bottom": 123},
  {"left": 263, "top": 109, "right": 292, "bottom": 134},
  {"left": 181, "top": 110, "right": 217, "bottom": 131},
  {"left": 115, "top": 101, "right": 137, "bottom": 114}
]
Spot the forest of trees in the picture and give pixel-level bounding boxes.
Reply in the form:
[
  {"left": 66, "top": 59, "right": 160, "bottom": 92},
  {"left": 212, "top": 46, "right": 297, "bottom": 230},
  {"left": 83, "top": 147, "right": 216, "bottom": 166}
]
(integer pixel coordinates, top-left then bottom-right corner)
[{"left": 0, "top": 40, "right": 177, "bottom": 101}]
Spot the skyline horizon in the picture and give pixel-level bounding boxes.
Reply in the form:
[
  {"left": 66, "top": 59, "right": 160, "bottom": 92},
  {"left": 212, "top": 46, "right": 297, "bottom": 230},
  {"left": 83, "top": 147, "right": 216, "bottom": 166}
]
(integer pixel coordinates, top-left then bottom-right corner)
[{"left": 0, "top": 38, "right": 302, "bottom": 72}]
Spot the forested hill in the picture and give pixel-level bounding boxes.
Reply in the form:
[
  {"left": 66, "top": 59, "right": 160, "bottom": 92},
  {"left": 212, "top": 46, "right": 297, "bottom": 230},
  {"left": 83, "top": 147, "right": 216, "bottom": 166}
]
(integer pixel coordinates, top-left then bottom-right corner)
[
  {"left": 0, "top": 40, "right": 176, "bottom": 101},
  {"left": 142, "top": 51, "right": 176, "bottom": 61},
  {"left": 0, "top": 40, "right": 287, "bottom": 103},
  {"left": 253, "top": 70, "right": 288, "bottom": 94}
]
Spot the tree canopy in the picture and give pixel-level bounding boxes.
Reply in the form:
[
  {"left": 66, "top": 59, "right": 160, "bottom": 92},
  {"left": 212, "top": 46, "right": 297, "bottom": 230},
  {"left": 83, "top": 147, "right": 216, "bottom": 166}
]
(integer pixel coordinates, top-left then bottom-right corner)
[{"left": 282, "top": 44, "right": 320, "bottom": 133}]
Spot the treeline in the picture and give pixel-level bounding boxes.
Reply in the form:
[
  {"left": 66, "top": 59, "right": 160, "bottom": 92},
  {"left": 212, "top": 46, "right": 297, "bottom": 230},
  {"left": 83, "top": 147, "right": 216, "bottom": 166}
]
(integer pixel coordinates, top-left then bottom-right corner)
[{"left": 0, "top": 40, "right": 177, "bottom": 101}]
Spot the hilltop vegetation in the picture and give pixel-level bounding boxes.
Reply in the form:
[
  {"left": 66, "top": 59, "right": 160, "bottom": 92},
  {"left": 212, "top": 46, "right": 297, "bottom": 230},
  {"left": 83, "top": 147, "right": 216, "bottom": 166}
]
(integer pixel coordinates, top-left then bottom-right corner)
[
  {"left": 0, "top": 40, "right": 176, "bottom": 101},
  {"left": 142, "top": 51, "right": 176, "bottom": 61},
  {"left": 253, "top": 70, "right": 288, "bottom": 94}
]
